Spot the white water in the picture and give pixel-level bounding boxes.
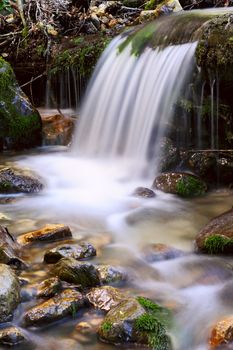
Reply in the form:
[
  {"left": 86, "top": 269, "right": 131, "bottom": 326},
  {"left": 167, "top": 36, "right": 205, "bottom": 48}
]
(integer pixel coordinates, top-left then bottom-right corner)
[{"left": 74, "top": 38, "right": 197, "bottom": 174}]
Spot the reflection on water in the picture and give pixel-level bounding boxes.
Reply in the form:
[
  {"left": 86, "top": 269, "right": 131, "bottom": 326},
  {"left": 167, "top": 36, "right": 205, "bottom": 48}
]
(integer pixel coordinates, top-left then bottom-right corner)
[{"left": 0, "top": 149, "right": 233, "bottom": 349}]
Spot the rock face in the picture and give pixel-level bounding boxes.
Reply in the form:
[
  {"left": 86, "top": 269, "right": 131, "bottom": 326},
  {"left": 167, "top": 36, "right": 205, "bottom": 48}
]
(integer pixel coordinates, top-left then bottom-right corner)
[
  {"left": 87, "top": 286, "right": 125, "bottom": 312},
  {"left": 97, "top": 265, "right": 128, "bottom": 285},
  {"left": 52, "top": 257, "right": 100, "bottom": 288},
  {"left": 0, "top": 57, "right": 42, "bottom": 150},
  {"left": 0, "top": 168, "right": 43, "bottom": 194},
  {"left": 209, "top": 316, "right": 233, "bottom": 348},
  {"left": 153, "top": 172, "right": 207, "bottom": 197},
  {"left": 0, "top": 264, "right": 20, "bottom": 322},
  {"left": 195, "top": 208, "right": 233, "bottom": 254},
  {"left": 17, "top": 224, "right": 72, "bottom": 246},
  {"left": 44, "top": 242, "right": 96, "bottom": 264},
  {"left": 0, "top": 327, "right": 27, "bottom": 346},
  {"left": 41, "top": 114, "right": 75, "bottom": 146},
  {"left": 24, "top": 289, "right": 85, "bottom": 326},
  {"left": 142, "top": 243, "right": 186, "bottom": 263}
]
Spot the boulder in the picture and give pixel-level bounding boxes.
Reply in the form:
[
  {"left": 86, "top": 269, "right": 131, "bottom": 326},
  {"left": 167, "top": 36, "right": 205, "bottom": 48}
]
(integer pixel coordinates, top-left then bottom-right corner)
[
  {"left": 87, "top": 286, "right": 125, "bottom": 312},
  {"left": 195, "top": 208, "right": 233, "bottom": 254},
  {"left": 44, "top": 242, "right": 96, "bottom": 264},
  {"left": 153, "top": 172, "right": 207, "bottom": 197},
  {"left": 209, "top": 316, "right": 233, "bottom": 348},
  {"left": 97, "top": 265, "right": 128, "bottom": 285},
  {"left": 0, "top": 57, "right": 41, "bottom": 150},
  {"left": 0, "top": 168, "right": 43, "bottom": 194},
  {"left": 17, "top": 224, "right": 72, "bottom": 246},
  {"left": 0, "top": 327, "right": 27, "bottom": 346},
  {"left": 52, "top": 257, "right": 100, "bottom": 288},
  {"left": 0, "top": 264, "right": 20, "bottom": 322},
  {"left": 142, "top": 243, "right": 186, "bottom": 263},
  {"left": 37, "top": 277, "right": 62, "bottom": 298},
  {"left": 132, "top": 187, "right": 156, "bottom": 198},
  {"left": 24, "top": 289, "right": 85, "bottom": 326},
  {"left": 41, "top": 114, "right": 75, "bottom": 146}
]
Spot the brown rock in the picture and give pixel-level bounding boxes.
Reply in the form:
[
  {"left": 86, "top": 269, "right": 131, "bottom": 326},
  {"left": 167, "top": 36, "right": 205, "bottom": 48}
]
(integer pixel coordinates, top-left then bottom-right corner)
[
  {"left": 42, "top": 114, "right": 75, "bottom": 146},
  {"left": 87, "top": 286, "right": 125, "bottom": 312},
  {"left": 209, "top": 316, "right": 233, "bottom": 348},
  {"left": 17, "top": 224, "right": 72, "bottom": 246}
]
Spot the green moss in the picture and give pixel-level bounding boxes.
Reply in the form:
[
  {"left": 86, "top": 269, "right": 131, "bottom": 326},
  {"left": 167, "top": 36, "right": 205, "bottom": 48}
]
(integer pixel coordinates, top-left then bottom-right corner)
[
  {"left": 145, "top": 0, "right": 159, "bottom": 10},
  {"left": 101, "top": 321, "right": 113, "bottom": 333},
  {"left": 36, "top": 44, "right": 46, "bottom": 57},
  {"left": 204, "top": 235, "right": 233, "bottom": 254},
  {"left": 176, "top": 176, "right": 206, "bottom": 197}
]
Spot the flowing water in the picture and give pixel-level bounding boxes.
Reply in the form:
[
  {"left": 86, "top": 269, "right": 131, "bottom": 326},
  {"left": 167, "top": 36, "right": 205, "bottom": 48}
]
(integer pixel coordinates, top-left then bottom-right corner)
[{"left": 2, "top": 8, "right": 233, "bottom": 350}]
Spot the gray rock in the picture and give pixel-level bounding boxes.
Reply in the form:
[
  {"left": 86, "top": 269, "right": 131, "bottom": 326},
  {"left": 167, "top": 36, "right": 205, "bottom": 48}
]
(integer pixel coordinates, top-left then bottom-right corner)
[
  {"left": 132, "top": 187, "right": 155, "bottom": 198},
  {"left": 52, "top": 257, "right": 100, "bottom": 288},
  {"left": 44, "top": 242, "right": 96, "bottom": 264},
  {"left": 0, "top": 168, "right": 43, "bottom": 194},
  {"left": 24, "top": 289, "right": 85, "bottom": 326},
  {"left": 87, "top": 286, "right": 125, "bottom": 312},
  {"left": 0, "top": 264, "right": 20, "bottom": 322},
  {"left": 97, "top": 265, "right": 127, "bottom": 285},
  {"left": 142, "top": 243, "right": 186, "bottom": 263}
]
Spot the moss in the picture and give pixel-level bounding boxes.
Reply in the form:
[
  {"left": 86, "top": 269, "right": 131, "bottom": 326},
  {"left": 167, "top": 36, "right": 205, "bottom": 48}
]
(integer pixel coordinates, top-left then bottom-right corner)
[
  {"left": 145, "top": 0, "right": 159, "bottom": 10},
  {"left": 204, "top": 235, "right": 233, "bottom": 254},
  {"left": 101, "top": 321, "right": 113, "bottom": 333},
  {"left": 176, "top": 176, "right": 206, "bottom": 197}
]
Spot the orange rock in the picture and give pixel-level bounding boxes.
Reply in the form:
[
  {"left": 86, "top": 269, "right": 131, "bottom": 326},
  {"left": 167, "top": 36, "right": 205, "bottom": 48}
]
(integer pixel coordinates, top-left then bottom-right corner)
[
  {"left": 209, "top": 316, "right": 233, "bottom": 347},
  {"left": 42, "top": 114, "right": 75, "bottom": 146}
]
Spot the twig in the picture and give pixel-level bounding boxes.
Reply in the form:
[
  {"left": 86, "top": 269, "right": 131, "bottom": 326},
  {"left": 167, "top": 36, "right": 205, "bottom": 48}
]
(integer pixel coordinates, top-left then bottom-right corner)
[
  {"left": 20, "top": 72, "right": 46, "bottom": 88},
  {"left": 0, "top": 31, "right": 22, "bottom": 38}
]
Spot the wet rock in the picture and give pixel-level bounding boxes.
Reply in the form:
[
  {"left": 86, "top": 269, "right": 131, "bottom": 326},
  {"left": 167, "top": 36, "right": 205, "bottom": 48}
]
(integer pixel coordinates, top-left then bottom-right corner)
[
  {"left": 52, "top": 257, "right": 100, "bottom": 288},
  {"left": 97, "top": 265, "right": 128, "bottom": 285},
  {"left": 132, "top": 187, "right": 156, "bottom": 198},
  {"left": 209, "top": 316, "right": 233, "bottom": 348},
  {"left": 142, "top": 243, "right": 186, "bottom": 263},
  {"left": 158, "top": 137, "right": 180, "bottom": 172},
  {"left": 87, "top": 286, "right": 125, "bottom": 312},
  {"left": 17, "top": 224, "right": 72, "bottom": 246},
  {"left": 37, "top": 277, "right": 62, "bottom": 298},
  {"left": 0, "top": 57, "right": 42, "bottom": 150},
  {"left": 99, "top": 297, "right": 172, "bottom": 348},
  {"left": 195, "top": 208, "right": 233, "bottom": 254},
  {"left": 24, "top": 289, "right": 85, "bottom": 326},
  {"left": 42, "top": 114, "right": 75, "bottom": 146},
  {"left": 0, "top": 168, "right": 43, "bottom": 194},
  {"left": 0, "top": 264, "right": 20, "bottom": 322},
  {"left": 153, "top": 172, "right": 207, "bottom": 197},
  {"left": 0, "top": 326, "right": 27, "bottom": 346},
  {"left": 44, "top": 242, "right": 96, "bottom": 264}
]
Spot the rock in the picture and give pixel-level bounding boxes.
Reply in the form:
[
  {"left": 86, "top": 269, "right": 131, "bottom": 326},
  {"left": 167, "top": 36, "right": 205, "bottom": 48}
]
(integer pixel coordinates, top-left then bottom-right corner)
[
  {"left": 142, "top": 243, "right": 186, "bottom": 262},
  {"left": 153, "top": 172, "right": 207, "bottom": 197},
  {"left": 17, "top": 224, "right": 72, "bottom": 246},
  {"left": 97, "top": 265, "right": 128, "bottom": 285},
  {"left": 209, "top": 316, "right": 233, "bottom": 348},
  {"left": 0, "top": 57, "right": 41, "bottom": 150},
  {"left": 24, "top": 289, "right": 85, "bottom": 326},
  {"left": 99, "top": 297, "right": 172, "bottom": 348},
  {"left": 0, "top": 264, "right": 20, "bottom": 322},
  {"left": 0, "top": 168, "right": 43, "bottom": 194},
  {"left": 44, "top": 242, "right": 96, "bottom": 264},
  {"left": 195, "top": 208, "right": 233, "bottom": 254},
  {"left": 37, "top": 277, "right": 62, "bottom": 298},
  {"left": 132, "top": 187, "right": 156, "bottom": 198},
  {"left": 87, "top": 286, "right": 125, "bottom": 312},
  {"left": 41, "top": 114, "right": 75, "bottom": 146},
  {"left": 52, "top": 257, "right": 100, "bottom": 288},
  {"left": 0, "top": 327, "right": 27, "bottom": 346},
  {"left": 158, "top": 137, "right": 180, "bottom": 172}
]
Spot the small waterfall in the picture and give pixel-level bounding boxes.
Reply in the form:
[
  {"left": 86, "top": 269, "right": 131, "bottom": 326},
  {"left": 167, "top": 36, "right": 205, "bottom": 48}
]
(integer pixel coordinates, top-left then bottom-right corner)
[{"left": 74, "top": 36, "right": 197, "bottom": 174}]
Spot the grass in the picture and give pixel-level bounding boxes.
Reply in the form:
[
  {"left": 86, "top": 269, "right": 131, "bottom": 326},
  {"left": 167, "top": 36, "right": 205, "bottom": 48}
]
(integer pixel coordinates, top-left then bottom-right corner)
[{"left": 204, "top": 235, "right": 233, "bottom": 254}]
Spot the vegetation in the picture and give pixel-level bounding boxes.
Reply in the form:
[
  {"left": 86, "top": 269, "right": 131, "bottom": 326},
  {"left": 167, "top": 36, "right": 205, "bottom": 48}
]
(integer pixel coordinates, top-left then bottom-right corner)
[
  {"left": 176, "top": 176, "right": 206, "bottom": 197},
  {"left": 101, "top": 321, "right": 113, "bottom": 333},
  {"left": 204, "top": 235, "right": 233, "bottom": 254}
]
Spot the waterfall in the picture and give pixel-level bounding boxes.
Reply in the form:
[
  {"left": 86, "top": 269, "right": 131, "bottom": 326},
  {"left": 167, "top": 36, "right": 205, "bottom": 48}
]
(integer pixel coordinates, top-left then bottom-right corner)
[{"left": 74, "top": 36, "right": 197, "bottom": 174}]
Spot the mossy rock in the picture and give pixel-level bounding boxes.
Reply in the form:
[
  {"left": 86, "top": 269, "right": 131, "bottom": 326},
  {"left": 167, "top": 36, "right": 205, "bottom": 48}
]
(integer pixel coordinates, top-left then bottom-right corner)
[
  {"left": 195, "top": 208, "right": 233, "bottom": 254},
  {"left": 0, "top": 57, "right": 42, "bottom": 150},
  {"left": 153, "top": 172, "right": 207, "bottom": 197},
  {"left": 99, "top": 297, "right": 172, "bottom": 349}
]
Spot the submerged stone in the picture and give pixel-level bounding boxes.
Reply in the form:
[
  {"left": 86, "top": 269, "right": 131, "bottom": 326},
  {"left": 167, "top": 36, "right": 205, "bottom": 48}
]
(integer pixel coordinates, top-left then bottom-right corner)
[
  {"left": 142, "top": 243, "right": 186, "bottom": 262},
  {"left": 52, "top": 257, "right": 100, "bottom": 288},
  {"left": 0, "top": 57, "right": 42, "bottom": 150},
  {"left": 0, "top": 326, "right": 27, "bottom": 346},
  {"left": 44, "top": 242, "right": 96, "bottom": 264},
  {"left": 17, "top": 224, "right": 72, "bottom": 246},
  {"left": 37, "top": 277, "right": 62, "bottom": 298},
  {"left": 24, "top": 289, "right": 85, "bottom": 326},
  {"left": 87, "top": 286, "right": 126, "bottom": 312},
  {"left": 153, "top": 172, "right": 207, "bottom": 197},
  {"left": 132, "top": 187, "right": 156, "bottom": 198},
  {"left": 97, "top": 265, "right": 128, "bottom": 285},
  {"left": 0, "top": 264, "right": 20, "bottom": 322},
  {"left": 0, "top": 168, "right": 43, "bottom": 194},
  {"left": 195, "top": 208, "right": 233, "bottom": 254}
]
